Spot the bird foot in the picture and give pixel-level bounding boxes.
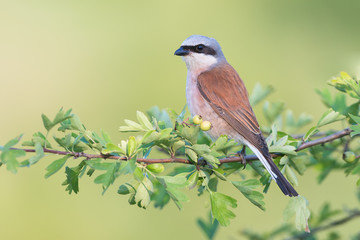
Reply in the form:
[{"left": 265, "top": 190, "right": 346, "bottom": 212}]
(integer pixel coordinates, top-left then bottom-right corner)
[{"left": 237, "top": 146, "right": 247, "bottom": 169}]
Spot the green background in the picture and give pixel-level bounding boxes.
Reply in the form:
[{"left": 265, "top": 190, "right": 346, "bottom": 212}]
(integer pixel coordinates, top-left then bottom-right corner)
[{"left": 1, "top": 1, "right": 360, "bottom": 239}]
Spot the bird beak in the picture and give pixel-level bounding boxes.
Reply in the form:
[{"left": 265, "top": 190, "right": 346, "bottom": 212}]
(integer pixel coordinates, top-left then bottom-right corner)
[{"left": 174, "top": 46, "right": 189, "bottom": 56}]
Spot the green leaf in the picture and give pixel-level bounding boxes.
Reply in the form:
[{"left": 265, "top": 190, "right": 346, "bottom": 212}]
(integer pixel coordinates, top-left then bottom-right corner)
[
  {"left": 159, "top": 128, "right": 173, "bottom": 140},
  {"left": 249, "top": 83, "right": 274, "bottom": 107},
  {"left": 22, "top": 132, "right": 52, "bottom": 148},
  {"left": 284, "top": 164, "right": 298, "bottom": 186},
  {"left": 316, "top": 88, "right": 333, "bottom": 107},
  {"left": 102, "top": 143, "right": 126, "bottom": 155},
  {"left": 172, "top": 140, "right": 185, "bottom": 154},
  {"left": 315, "top": 203, "right": 341, "bottom": 225},
  {"left": 151, "top": 181, "right": 171, "bottom": 209},
  {"left": 284, "top": 110, "right": 313, "bottom": 132},
  {"left": 63, "top": 160, "right": 86, "bottom": 194},
  {"left": 71, "top": 115, "right": 86, "bottom": 132},
  {"left": 283, "top": 196, "right": 310, "bottom": 232},
  {"left": 41, "top": 114, "right": 53, "bottom": 131},
  {"left": 101, "top": 129, "right": 112, "bottom": 145},
  {"left": 192, "top": 144, "right": 211, "bottom": 155},
  {"left": 279, "top": 155, "right": 289, "bottom": 165},
  {"left": 118, "top": 182, "right": 138, "bottom": 195},
  {"left": 303, "top": 126, "right": 319, "bottom": 141},
  {"left": 7, "top": 151, "right": 23, "bottom": 173},
  {"left": 3, "top": 134, "right": 23, "bottom": 149},
  {"left": 289, "top": 153, "right": 309, "bottom": 175},
  {"left": 350, "top": 125, "right": 360, "bottom": 137},
  {"left": 133, "top": 167, "right": 145, "bottom": 181},
  {"left": 212, "top": 169, "right": 227, "bottom": 181},
  {"left": 349, "top": 114, "right": 360, "bottom": 137},
  {"left": 118, "top": 158, "right": 137, "bottom": 175},
  {"left": 127, "top": 136, "right": 137, "bottom": 157},
  {"left": 45, "top": 155, "right": 70, "bottom": 178},
  {"left": 94, "top": 162, "right": 121, "bottom": 194},
  {"left": 211, "top": 135, "right": 238, "bottom": 155},
  {"left": 316, "top": 88, "right": 360, "bottom": 117},
  {"left": 208, "top": 177, "right": 219, "bottom": 192},
  {"left": 187, "top": 171, "right": 199, "bottom": 189},
  {"left": 210, "top": 192, "right": 237, "bottom": 226},
  {"left": 212, "top": 135, "right": 227, "bottom": 150},
  {"left": 197, "top": 212, "right": 219, "bottom": 240},
  {"left": 232, "top": 179, "right": 265, "bottom": 210},
  {"left": 266, "top": 124, "right": 278, "bottom": 146},
  {"left": 142, "top": 130, "right": 160, "bottom": 144},
  {"left": 185, "top": 147, "right": 198, "bottom": 163},
  {"left": 351, "top": 165, "right": 360, "bottom": 175},
  {"left": 178, "top": 125, "right": 200, "bottom": 144},
  {"left": 269, "top": 145, "right": 297, "bottom": 155},
  {"left": 135, "top": 177, "right": 153, "bottom": 209},
  {"left": 328, "top": 72, "right": 360, "bottom": 99},
  {"left": 136, "top": 111, "right": 153, "bottom": 131},
  {"left": 1, "top": 149, "right": 26, "bottom": 174},
  {"left": 156, "top": 173, "right": 189, "bottom": 209},
  {"left": 42, "top": 108, "right": 73, "bottom": 132},
  {"left": 203, "top": 154, "right": 220, "bottom": 168},
  {"left": 53, "top": 108, "right": 72, "bottom": 127},
  {"left": 147, "top": 106, "right": 173, "bottom": 129},
  {"left": 317, "top": 109, "right": 344, "bottom": 127},
  {"left": 28, "top": 142, "right": 44, "bottom": 165},
  {"left": 1, "top": 135, "right": 25, "bottom": 173},
  {"left": 263, "top": 101, "right": 285, "bottom": 124},
  {"left": 53, "top": 134, "right": 90, "bottom": 152},
  {"left": 119, "top": 118, "right": 146, "bottom": 132},
  {"left": 190, "top": 144, "right": 220, "bottom": 168}
]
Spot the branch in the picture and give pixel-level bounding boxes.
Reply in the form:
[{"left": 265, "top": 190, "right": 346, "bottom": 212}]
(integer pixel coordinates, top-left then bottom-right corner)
[
  {"left": 286, "top": 208, "right": 360, "bottom": 240},
  {"left": 296, "top": 128, "right": 351, "bottom": 152},
  {"left": 9, "top": 128, "right": 352, "bottom": 165}
]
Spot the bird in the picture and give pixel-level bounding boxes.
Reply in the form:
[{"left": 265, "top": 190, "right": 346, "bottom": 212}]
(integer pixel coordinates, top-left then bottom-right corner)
[{"left": 174, "top": 35, "right": 298, "bottom": 197}]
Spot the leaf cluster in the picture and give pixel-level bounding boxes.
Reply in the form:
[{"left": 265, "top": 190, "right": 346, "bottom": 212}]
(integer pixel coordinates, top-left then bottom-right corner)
[{"left": 1, "top": 72, "right": 360, "bottom": 239}]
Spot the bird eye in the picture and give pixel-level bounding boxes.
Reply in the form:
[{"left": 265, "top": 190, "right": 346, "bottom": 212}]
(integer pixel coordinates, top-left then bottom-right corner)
[{"left": 196, "top": 44, "right": 205, "bottom": 52}]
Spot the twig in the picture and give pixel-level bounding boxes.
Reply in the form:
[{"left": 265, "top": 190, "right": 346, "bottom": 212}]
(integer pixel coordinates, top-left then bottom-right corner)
[
  {"left": 285, "top": 209, "right": 360, "bottom": 240},
  {"left": 296, "top": 128, "right": 351, "bottom": 152},
  {"left": 291, "top": 131, "right": 329, "bottom": 139},
  {"left": 8, "top": 128, "right": 352, "bottom": 165}
]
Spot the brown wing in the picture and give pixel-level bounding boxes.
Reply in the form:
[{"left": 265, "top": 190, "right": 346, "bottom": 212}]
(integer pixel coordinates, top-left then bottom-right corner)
[
  {"left": 197, "top": 64, "right": 267, "bottom": 153},
  {"left": 198, "top": 64, "right": 299, "bottom": 197}
]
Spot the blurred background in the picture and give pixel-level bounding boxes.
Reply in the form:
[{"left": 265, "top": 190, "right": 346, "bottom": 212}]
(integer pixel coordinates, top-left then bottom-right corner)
[{"left": 1, "top": 0, "right": 360, "bottom": 239}]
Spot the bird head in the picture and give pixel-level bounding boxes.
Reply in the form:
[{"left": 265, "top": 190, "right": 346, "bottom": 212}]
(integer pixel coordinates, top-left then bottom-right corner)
[{"left": 174, "top": 35, "right": 226, "bottom": 73}]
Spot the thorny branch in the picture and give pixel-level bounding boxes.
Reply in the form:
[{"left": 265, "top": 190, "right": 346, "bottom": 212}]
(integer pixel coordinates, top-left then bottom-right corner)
[{"left": 10, "top": 128, "right": 352, "bottom": 165}]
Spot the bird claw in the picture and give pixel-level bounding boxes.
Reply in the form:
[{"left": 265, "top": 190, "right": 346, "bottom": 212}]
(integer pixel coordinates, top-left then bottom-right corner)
[
  {"left": 197, "top": 158, "right": 213, "bottom": 169},
  {"left": 237, "top": 146, "right": 247, "bottom": 169}
]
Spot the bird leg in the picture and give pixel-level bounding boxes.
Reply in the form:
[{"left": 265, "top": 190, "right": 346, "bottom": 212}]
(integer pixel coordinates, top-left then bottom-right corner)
[{"left": 237, "top": 145, "right": 247, "bottom": 169}]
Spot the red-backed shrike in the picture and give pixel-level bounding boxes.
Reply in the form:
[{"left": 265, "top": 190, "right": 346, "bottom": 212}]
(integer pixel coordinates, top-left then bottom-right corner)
[{"left": 175, "top": 35, "right": 298, "bottom": 197}]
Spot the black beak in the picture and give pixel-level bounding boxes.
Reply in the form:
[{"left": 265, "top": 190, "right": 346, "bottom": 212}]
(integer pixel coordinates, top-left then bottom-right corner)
[{"left": 174, "top": 46, "right": 189, "bottom": 56}]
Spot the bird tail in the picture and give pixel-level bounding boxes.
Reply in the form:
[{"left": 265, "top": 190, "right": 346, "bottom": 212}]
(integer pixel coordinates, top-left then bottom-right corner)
[{"left": 247, "top": 144, "right": 299, "bottom": 197}]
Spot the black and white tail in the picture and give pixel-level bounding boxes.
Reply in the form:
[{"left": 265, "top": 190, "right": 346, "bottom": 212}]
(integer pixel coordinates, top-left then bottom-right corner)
[{"left": 247, "top": 144, "right": 298, "bottom": 197}]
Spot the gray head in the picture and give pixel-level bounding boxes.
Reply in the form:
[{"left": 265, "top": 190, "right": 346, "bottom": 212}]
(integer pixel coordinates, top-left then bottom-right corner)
[{"left": 174, "top": 35, "right": 226, "bottom": 72}]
